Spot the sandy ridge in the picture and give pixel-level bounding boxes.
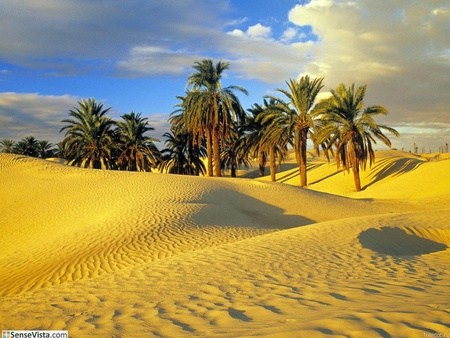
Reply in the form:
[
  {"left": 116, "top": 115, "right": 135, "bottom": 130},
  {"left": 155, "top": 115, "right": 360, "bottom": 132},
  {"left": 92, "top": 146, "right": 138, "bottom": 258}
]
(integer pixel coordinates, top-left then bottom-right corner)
[{"left": 1, "top": 153, "right": 450, "bottom": 337}]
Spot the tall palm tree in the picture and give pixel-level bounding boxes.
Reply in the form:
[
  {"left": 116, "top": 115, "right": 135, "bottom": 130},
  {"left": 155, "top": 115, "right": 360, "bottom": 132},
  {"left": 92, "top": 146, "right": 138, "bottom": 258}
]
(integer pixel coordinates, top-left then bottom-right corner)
[
  {"left": 60, "top": 98, "right": 116, "bottom": 169},
  {"left": 116, "top": 112, "right": 160, "bottom": 171},
  {"left": 185, "top": 59, "right": 248, "bottom": 177},
  {"left": 315, "top": 83, "right": 399, "bottom": 191},
  {"left": 267, "top": 75, "right": 324, "bottom": 186},
  {"left": 0, "top": 139, "right": 15, "bottom": 153},
  {"left": 36, "top": 140, "right": 56, "bottom": 159}
]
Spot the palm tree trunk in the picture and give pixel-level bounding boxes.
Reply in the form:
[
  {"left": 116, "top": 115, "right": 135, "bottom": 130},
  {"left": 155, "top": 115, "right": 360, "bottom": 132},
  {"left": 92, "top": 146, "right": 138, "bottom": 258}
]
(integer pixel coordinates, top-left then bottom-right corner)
[
  {"left": 213, "top": 126, "right": 221, "bottom": 177},
  {"left": 352, "top": 163, "right": 362, "bottom": 192},
  {"left": 206, "top": 128, "right": 213, "bottom": 177},
  {"left": 231, "top": 160, "right": 237, "bottom": 178},
  {"left": 258, "top": 145, "right": 266, "bottom": 176},
  {"left": 270, "top": 146, "right": 276, "bottom": 182},
  {"left": 298, "top": 128, "right": 308, "bottom": 187},
  {"left": 193, "top": 139, "right": 200, "bottom": 176},
  {"left": 335, "top": 143, "right": 341, "bottom": 170}
]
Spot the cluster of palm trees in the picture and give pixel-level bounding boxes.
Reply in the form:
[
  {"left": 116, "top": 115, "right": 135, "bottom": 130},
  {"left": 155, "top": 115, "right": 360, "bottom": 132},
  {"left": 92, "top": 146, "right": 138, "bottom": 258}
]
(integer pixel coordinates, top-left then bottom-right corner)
[
  {"left": 164, "top": 59, "right": 398, "bottom": 191},
  {"left": 0, "top": 58, "right": 399, "bottom": 191},
  {"left": 59, "top": 99, "right": 160, "bottom": 170},
  {"left": 0, "top": 136, "right": 57, "bottom": 159}
]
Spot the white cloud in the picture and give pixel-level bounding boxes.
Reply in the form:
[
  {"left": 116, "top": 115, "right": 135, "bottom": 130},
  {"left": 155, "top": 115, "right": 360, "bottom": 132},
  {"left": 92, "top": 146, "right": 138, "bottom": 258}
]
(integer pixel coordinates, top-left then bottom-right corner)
[
  {"left": 227, "top": 23, "right": 272, "bottom": 40},
  {"left": 1, "top": 1, "right": 449, "bottom": 151},
  {"left": 246, "top": 23, "right": 272, "bottom": 39},
  {"left": 0, "top": 0, "right": 228, "bottom": 73},
  {"left": 0, "top": 93, "right": 171, "bottom": 145},
  {"left": 287, "top": 0, "right": 450, "bottom": 150},
  {"left": 280, "top": 27, "right": 299, "bottom": 43},
  {"left": 224, "top": 23, "right": 313, "bottom": 82},
  {"left": 304, "top": 0, "right": 334, "bottom": 9},
  {"left": 116, "top": 47, "right": 199, "bottom": 77},
  {"left": 0, "top": 93, "right": 79, "bottom": 143}
]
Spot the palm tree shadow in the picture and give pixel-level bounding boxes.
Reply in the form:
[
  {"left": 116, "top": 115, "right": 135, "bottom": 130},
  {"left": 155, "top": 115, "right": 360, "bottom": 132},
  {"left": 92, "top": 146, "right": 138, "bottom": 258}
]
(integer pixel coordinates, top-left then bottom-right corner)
[
  {"left": 309, "top": 169, "right": 344, "bottom": 185},
  {"left": 277, "top": 163, "right": 324, "bottom": 184},
  {"left": 191, "top": 188, "right": 314, "bottom": 230},
  {"left": 363, "top": 157, "right": 425, "bottom": 190}
]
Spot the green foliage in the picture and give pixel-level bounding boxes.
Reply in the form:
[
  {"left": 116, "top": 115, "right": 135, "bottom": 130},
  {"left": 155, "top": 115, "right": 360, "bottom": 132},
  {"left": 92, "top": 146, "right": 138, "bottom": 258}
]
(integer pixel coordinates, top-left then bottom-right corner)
[
  {"left": 314, "top": 83, "right": 399, "bottom": 191},
  {"left": 60, "top": 98, "right": 116, "bottom": 169},
  {"left": 184, "top": 59, "right": 248, "bottom": 177},
  {"left": 0, "top": 139, "right": 16, "bottom": 153},
  {"left": 265, "top": 75, "right": 324, "bottom": 186},
  {"left": 116, "top": 112, "right": 160, "bottom": 171}
]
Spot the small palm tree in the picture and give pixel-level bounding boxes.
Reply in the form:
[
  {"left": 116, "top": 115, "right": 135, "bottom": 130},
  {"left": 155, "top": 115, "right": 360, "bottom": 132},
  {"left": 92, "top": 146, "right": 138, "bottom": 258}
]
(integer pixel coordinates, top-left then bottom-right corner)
[
  {"left": 170, "top": 95, "right": 205, "bottom": 176},
  {"left": 0, "top": 139, "right": 15, "bottom": 153},
  {"left": 116, "top": 112, "right": 160, "bottom": 171},
  {"left": 36, "top": 140, "right": 56, "bottom": 159},
  {"left": 244, "top": 102, "right": 269, "bottom": 177},
  {"left": 60, "top": 98, "right": 116, "bottom": 169},
  {"left": 220, "top": 122, "right": 251, "bottom": 177},
  {"left": 15, "top": 136, "right": 39, "bottom": 157},
  {"left": 257, "top": 99, "right": 293, "bottom": 182},
  {"left": 158, "top": 130, "right": 206, "bottom": 175},
  {"left": 267, "top": 75, "right": 324, "bottom": 186},
  {"left": 315, "top": 83, "right": 400, "bottom": 191}
]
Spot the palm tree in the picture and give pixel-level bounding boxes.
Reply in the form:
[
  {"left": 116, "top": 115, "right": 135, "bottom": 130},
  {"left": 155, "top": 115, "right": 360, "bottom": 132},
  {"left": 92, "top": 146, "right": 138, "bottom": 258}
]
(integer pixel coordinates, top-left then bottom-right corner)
[
  {"left": 15, "top": 136, "right": 39, "bottom": 157},
  {"left": 244, "top": 102, "right": 269, "bottom": 177},
  {"left": 315, "top": 83, "right": 399, "bottom": 191},
  {"left": 185, "top": 59, "right": 248, "bottom": 177},
  {"left": 257, "top": 99, "right": 293, "bottom": 182},
  {"left": 0, "top": 139, "right": 15, "bottom": 153},
  {"left": 60, "top": 98, "right": 116, "bottom": 169},
  {"left": 220, "top": 122, "right": 251, "bottom": 177},
  {"left": 116, "top": 112, "right": 160, "bottom": 171},
  {"left": 36, "top": 140, "right": 56, "bottom": 159},
  {"left": 158, "top": 130, "right": 206, "bottom": 175},
  {"left": 267, "top": 75, "right": 324, "bottom": 186},
  {"left": 169, "top": 95, "right": 205, "bottom": 176}
]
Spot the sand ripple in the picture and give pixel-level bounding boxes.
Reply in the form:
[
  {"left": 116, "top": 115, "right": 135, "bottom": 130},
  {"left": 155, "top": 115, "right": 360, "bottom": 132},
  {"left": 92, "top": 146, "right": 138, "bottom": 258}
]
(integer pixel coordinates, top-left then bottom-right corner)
[{"left": 1, "top": 153, "right": 450, "bottom": 337}]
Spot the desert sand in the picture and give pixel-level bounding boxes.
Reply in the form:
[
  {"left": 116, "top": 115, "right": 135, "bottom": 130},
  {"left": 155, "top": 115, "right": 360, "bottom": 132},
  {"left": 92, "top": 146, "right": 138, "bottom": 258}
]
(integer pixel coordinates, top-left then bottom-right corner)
[{"left": 1, "top": 150, "right": 449, "bottom": 337}]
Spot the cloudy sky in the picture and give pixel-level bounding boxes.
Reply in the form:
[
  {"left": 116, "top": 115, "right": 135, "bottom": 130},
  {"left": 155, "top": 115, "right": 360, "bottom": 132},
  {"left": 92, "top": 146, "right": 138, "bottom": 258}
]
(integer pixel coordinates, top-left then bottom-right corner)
[{"left": 1, "top": 0, "right": 449, "bottom": 152}]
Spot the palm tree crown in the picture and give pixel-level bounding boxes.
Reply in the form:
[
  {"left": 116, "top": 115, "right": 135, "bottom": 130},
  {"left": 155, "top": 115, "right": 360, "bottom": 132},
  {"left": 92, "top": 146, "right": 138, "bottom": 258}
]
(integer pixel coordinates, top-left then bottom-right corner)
[
  {"left": 0, "top": 139, "right": 16, "bottom": 153},
  {"left": 36, "top": 140, "right": 56, "bottom": 159},
  {"left": 60, "top": 98, "right": 116, "bottom": 169},
  {"left": 116, "top": 112, "right": 160, "bottom": 171}
]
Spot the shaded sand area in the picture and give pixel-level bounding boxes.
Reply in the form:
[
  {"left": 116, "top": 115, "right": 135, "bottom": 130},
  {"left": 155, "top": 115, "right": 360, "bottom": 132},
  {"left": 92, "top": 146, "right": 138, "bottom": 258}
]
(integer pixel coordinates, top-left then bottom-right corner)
[{"left": 1, "top": 151, "right": 449, "bottom": 337}]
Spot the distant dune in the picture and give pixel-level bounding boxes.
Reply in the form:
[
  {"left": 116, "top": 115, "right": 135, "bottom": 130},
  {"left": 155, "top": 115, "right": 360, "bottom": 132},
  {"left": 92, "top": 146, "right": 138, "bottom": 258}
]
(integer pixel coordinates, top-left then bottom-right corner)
[{"left": 1, "top": 152, "right": 449, "bottom": 337}]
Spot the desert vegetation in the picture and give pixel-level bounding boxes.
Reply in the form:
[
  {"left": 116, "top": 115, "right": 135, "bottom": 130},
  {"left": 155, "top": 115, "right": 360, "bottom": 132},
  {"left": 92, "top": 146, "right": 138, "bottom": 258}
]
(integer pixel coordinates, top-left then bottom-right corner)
[{"left": 0, "top": 59, "right": 404, "bottom": 191}]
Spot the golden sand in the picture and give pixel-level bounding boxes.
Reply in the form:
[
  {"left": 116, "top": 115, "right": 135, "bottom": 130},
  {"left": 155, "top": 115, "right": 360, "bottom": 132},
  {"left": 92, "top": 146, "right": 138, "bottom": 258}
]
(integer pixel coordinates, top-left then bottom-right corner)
[{"left": 1, "top": 151, "right": 449, "bottom": 337}]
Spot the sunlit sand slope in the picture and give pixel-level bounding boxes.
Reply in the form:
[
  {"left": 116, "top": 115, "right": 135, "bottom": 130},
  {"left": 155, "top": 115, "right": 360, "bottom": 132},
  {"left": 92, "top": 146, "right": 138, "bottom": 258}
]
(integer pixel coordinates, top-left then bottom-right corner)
[
  {"left": 262, "top": 150, "right": 450, "bottom": 202},
  {"left": 1, "top": 153, "right": 449, "bottom": 337}
]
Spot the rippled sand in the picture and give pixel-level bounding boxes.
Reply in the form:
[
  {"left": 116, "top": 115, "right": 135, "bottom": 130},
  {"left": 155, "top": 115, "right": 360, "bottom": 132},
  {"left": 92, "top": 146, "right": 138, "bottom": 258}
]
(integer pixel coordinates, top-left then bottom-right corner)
[{"left": 1, "top": 151, "right": 449, "bottom": 337}]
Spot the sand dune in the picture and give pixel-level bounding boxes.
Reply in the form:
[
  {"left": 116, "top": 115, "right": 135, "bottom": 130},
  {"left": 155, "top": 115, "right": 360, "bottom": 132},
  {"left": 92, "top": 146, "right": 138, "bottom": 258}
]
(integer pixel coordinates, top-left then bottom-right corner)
[{"left": 1, "top": 152, "right": 449, "bottom": 337}]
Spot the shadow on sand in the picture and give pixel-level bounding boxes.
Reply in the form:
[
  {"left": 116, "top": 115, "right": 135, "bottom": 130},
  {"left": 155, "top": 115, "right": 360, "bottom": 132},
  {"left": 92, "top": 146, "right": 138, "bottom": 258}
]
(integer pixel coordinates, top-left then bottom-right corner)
[
  {"left": 274, "top": 163, "right": 326, "bottom": 184},
  {"left": 192, "top": 188, "right": 314, "bottom": 230},
  {"left": 363, "top": 157, "right": 425, "bottom": 190},
  {"left": 359, "top": 227, "right": 447, "bottom": 256}
]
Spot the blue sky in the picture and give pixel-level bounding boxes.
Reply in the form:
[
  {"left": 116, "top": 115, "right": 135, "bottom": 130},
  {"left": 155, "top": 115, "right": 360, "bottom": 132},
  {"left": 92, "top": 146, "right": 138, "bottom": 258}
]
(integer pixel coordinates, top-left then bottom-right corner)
[{"left": 1, "top": 0, "right": 449, "bottom": 152}]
